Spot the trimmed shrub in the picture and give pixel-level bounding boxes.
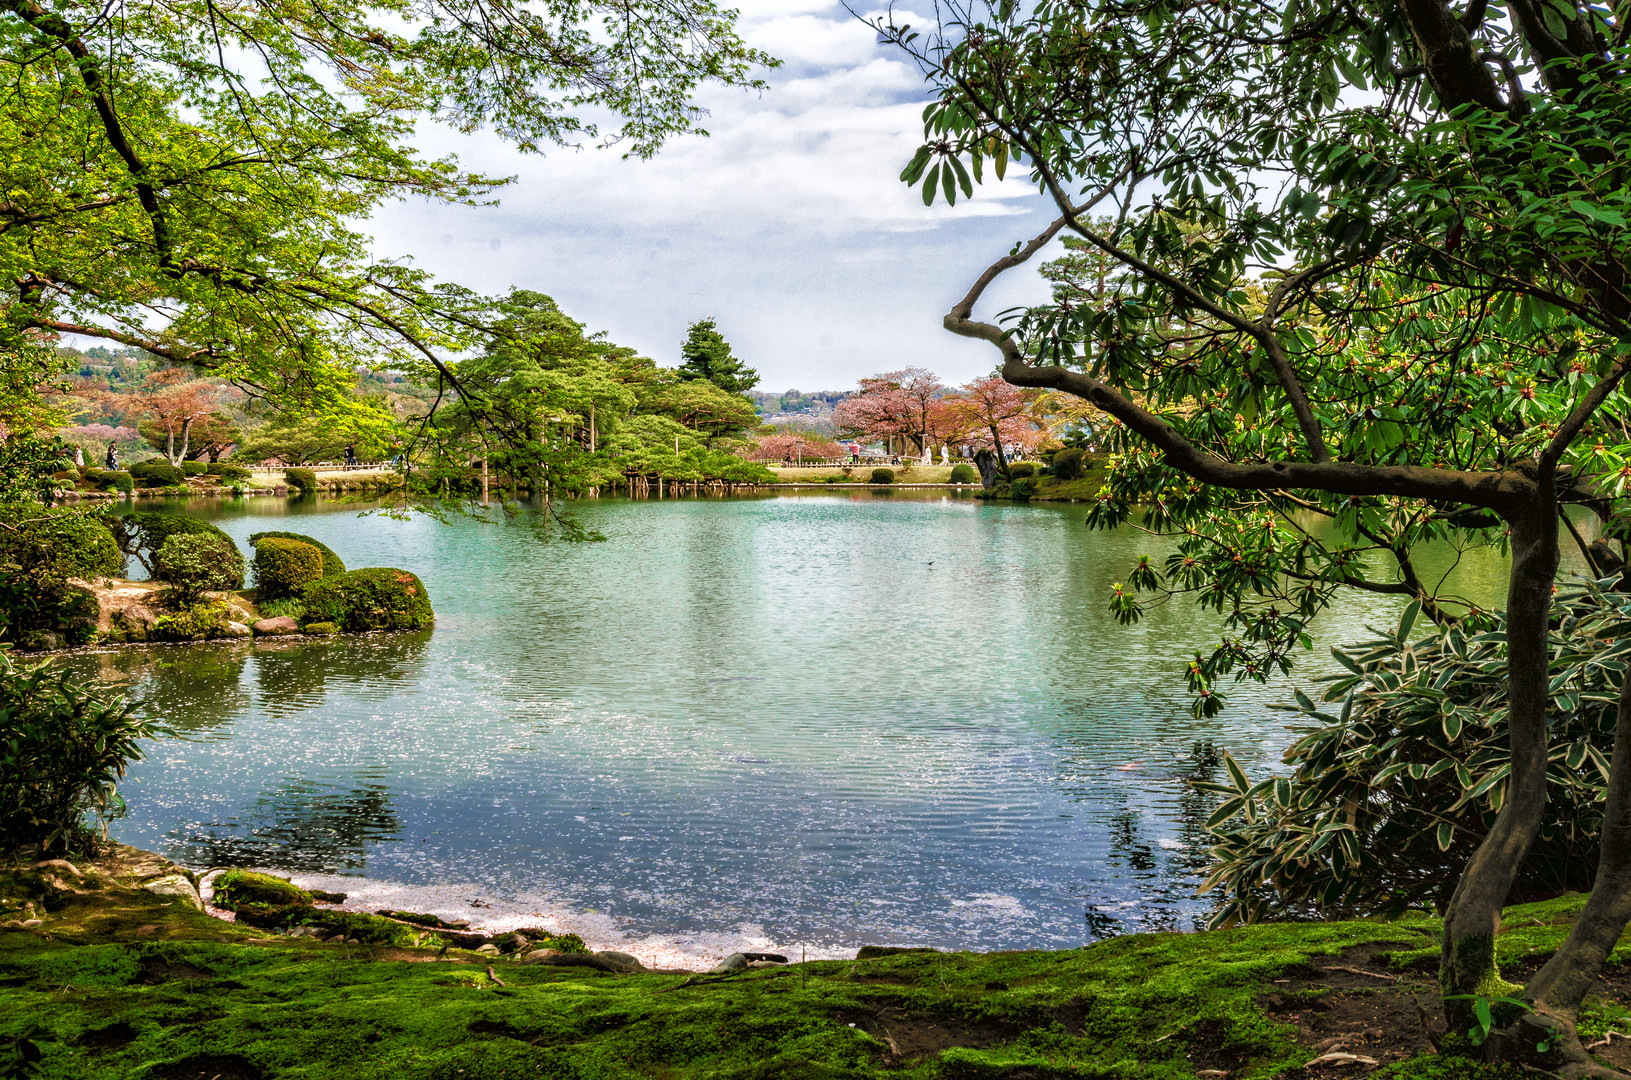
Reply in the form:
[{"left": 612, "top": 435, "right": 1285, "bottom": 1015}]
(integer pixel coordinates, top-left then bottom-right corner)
[
  {"left": 0, "top": 503, "right": 120, "bottom": 579},
  {"left": 870, "top": 468, "right": 895, "bottom": 484},
  {"left": 949, "top": 463, "right": 977, "bottom": 484},
  {"left": 823, "top": 475, "right": 842, "bottom": 484},
  {"left": 97, "top": 471, "right": 134, "bottom": 494},
  {"left": 109, "top": 512, "right": 235, "bottom": 575},
  {"left": 155, "top": 532, "right": 245, "bottom": 603},
  {"left": 254, "top": 537, "right": 325, "bottom": 598},
  {"left": 1009, "top": 462, "right": 1035, "bottom": 479},
  {"left": 51, "top": 469, "right": 80, "bottom": 483},
  {"left": 0, "top": 650, "right": 161, "bottom": 854},
  {"left": 1051, "top": 447, "right": 1085, "bottom": 481},
  {"left": 302, "top": 567, "right": 433, "bottom": 632},
  {"left": 1009, "top": 478, "right": 1037, "bottom": 501},
  {"left": 181, "top": 461, "right": 208, "bottom": 476},
  {"left": 152, "top": 599, "right": 233, "bottom": 641},
  {"left": 285, "top": 468, "right": 317, "bottom": 493},
  {"left": 207, "top": 463, "right": 252, "bottom": 481},
  {"left": 248, "top": 531, "right": 344, "bottom": 577},
  {"left": 129, "top": 459, "right": 183, "bottom": 487}
]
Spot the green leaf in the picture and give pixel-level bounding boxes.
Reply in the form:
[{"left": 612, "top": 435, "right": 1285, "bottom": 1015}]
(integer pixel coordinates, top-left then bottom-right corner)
[
  {"left": 922, "top": 163, "right": 940, "bottom": 206},
  {"left": 1437, "top": 821, "right": 1454, "bottom": 851},
  {"left": 941, "top": 160, "right": 957, "bottom": 205},
  {"left": 1398, "top": 600, "right": 1421, "bottom": 644},
  {"left": 899, "top": 146, "right": 932, "bottom": 184},
  {"left": 1224, "top": 753, "right": 1250, "bottom": 793},
  {"left": 1206, "top": 797, "right": 1247, "bottom": 829},
  {"left": 1569, "top": 199, "right": 1627, "bottom": 226}
]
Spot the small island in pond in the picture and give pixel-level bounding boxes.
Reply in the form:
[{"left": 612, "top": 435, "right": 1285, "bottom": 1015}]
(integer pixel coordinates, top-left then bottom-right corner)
[{"left": 1, "top": 507, "right": 432, "bottom": 651}]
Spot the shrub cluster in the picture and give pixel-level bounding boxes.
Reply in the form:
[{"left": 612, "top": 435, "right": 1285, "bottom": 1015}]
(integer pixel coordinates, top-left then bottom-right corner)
[
  {"left": 0, "top": 650, "right": 163, "bottom": 854},
  {"left": 248, "top": 531, "right": 345, "bottom": 577},
  {"left": 207, "top": 463, "right": 252, "bottom": 481},
  {"left": 156, "top": 532, "right": 245, "bottom": 604},
  {"left": 1009, "top": 462, "right": 1035, "bottom": 479},
  {"left": 285, "top": 468, "right": 318, "bottom": 493},
  {"left": 950, "top": 463, "right": 977, "bottom": 484},
  {"left": 253, "top": 537, "right": 326, "bottom": 598},
  {"left": 302, "top": 567, "right": 433, "bottom": 632},
  {"left": 93, "top": 470, "right": 133, "bottom": 493},
  {"left": 129, "top": 459, "right": 184, "bottom": 487},
  {"left": 0, "top": 503, "right": 120, "bottom": 580},
  {"left": 1051, "top": 448, "right": 1085, "bottom": 481},
  {"left": 152, "top": 599, "right": 234, "bottom": 641},
  {"left": 870, "top": 468, "right": 895, "bottom": 484},
  {"left": 109, "top": 512, "right": 236, "bottom": 575},
  {"left": 1009, "top": 478, "right": 1037, "bottom": 501},
  {"left": 181, "top": 461, "right": 208, "bottom": 477}
]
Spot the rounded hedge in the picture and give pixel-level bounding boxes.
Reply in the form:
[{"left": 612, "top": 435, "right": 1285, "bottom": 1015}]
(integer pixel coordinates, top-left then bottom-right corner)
[
  {"left": 254, "top": 537, "right": 326, "bottom": 598},
  {"left": 302, "top": 567, "right": 434, "bottom": 632},
  {"left": 247, "top": 531, "right": 344, "bottom": 577},
  {"left": 156, "top": 532, "right": 246, "bottom": 600},
  {"left": 1051, "top": 448, "right": 1085, "bottom": 481},
  {"left": 285, "top": 468, "right": 317, "bottom": 492},
  {"left": 870, "top": 468, "right": 895, "bottom": 484},
  {"left": 129, "top": 459, "right": 184, "bottom": 487},
  {"left": 181, "top": 461, "right": 208, "bottom": 476},
  {"left": 0, "top": 502, "right": 121, "bottom": 579},
  {"left": 949, "top": 463, "right": 977, "bottom": 484},
  {"left": 97, "top": 471, "right": 134, "bottom": 494},
  {"left": 207, "top": 463, "right": 252, "bottom": 481},
  {"left": 1009, "top": 462, "right": 1035, "bottom": 479}
]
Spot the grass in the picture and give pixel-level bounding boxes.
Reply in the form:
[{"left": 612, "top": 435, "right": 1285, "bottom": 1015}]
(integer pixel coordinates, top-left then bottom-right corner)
[{"left": 1, "top": 855, "right": 1603, "bottom": 1079}]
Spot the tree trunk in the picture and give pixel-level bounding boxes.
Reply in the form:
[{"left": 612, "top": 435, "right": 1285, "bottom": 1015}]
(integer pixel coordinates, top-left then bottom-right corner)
[
  {"left": 175, "top": 417, "right": 192, "bottom": 466},
  {"left": 989, "top": 425, "right": 1011, "bottom": 480},
  {"left": 1516, "top": 672, "right": 1631, "bottom": 1071},
  {"left": 973, "top": 448, "right": 1001, "bottom": 488},
  {"left": 1440, "top": 496, "right": 1559, "bottom": 1013}
]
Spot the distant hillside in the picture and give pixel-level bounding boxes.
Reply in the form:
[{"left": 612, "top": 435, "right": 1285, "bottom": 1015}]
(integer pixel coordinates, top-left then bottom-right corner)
[{"left": 749, "top": 389, "right": 848, "bottom": 416}]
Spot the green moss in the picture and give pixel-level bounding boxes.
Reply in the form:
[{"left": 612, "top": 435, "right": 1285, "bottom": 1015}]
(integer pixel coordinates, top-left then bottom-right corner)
[
  {"left": 303, "top": 621, "right": 338, "bottom": 635},
  {"left": 211, "top": 870, "right": 311, "bottom": 909}
]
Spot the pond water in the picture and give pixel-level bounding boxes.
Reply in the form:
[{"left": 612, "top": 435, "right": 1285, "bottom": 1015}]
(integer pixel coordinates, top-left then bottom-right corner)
[{"left": 55, "top": 492, "right": 1517, "bottom": 965}]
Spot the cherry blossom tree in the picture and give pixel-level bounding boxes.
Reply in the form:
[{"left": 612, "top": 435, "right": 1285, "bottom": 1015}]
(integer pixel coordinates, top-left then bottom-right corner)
[
  {"left": 131, "top": 371, "right": 236, "bottom": 465},
  {"left": 945, "top": 377, "right": 1047, "bottom": 475},
  {"left": 833, "top": 367, "right": 953, "bottom": 458}
]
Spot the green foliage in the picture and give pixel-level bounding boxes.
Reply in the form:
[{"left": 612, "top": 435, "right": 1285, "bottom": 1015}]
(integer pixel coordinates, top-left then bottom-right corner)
[
  {"left": 301, "top": 568, "right": 433, "bottom": 632},
  {"left": 205, "top": 463, "right": 251, "bottom": 481},
  {"left": 255, "top": 596, "right": 307, "bottom": 620},
  {"left": 1008, "top": 463, "right": 1035, "bottom": 479},
  {"left": 870, "top": 468, "right": 895, "bottom": 484},
  {"left": 107, "top": 513, "right": 234, "bottom": 576},
  {"left": 154, "top": 533, "right": 245, "bottom": 606},
  {"left": 180, "top": 462, "right": 207, "bottom": 477},
  {"left": 302, "top": 621, "right": 338, "bottom": 635},
  {"left": 1051, "top": 448, "right": 1085, "bottom": 481},
  {"left": 126, "top": 460, "right": 182, "bottom": 488},
  {"left": 151, "top": 600, "right": 234, "bottom": 642},
  {"left": 1009, "top": 478, "right": 1037, "bottom": 501},
  {"left": 0, "top": 433, "right": 73, "bottom": 505},
  {"left": 0, "top": 651, "right": 163, "bottom": 854},
  {"left": 284, "top": 468, "right": 318, "bottom": 493},
  {"left": 950, "top": 462, "right": 978, "bottom": 484},
  {"left": 95, "top": 472, "right": 133, "bottom": 495},
  {"left": 0, "top": 504, "right": 119, "bottom": 581},
  {"left": 1200, "top": 588, "right": 1631, "bottom": 925},
  {"left": 252, "top": 537, "right": 326, "bottom": 599},
  {"left": 678, "top": 318, "right": 758, "bottom": 394}
]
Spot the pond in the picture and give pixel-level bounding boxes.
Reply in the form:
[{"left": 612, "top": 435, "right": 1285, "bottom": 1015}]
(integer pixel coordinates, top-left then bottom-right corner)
[{"left": 54, "top": 491, "right": 1516, "bottom": 965}]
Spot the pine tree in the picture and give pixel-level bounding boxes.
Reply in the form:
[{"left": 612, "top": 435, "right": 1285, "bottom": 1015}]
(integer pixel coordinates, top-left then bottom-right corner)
[{"left": 678, "top": 320, "right": 758, "bottom": 395}]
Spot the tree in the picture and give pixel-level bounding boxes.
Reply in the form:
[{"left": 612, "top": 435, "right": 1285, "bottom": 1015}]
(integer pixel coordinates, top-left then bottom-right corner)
[
  {"left": 944, "top": 377, "right": 1046, "bottom": 478},
  {"left": 139, "top": 411, "right": 240, "bottom": 462},
  {"left": 130, "top": 371, "right": 234, "bottom": 465},
  {"left": 880, "top": 0, "right": 1631, "bottom": 1067},
  {"left": 233, "top": 416, "right": 355, "bottom": 466},
  {"left": 678, "top": 320, "right": 758, "bottom": 395},
  {"left": 0, "top": 0, "right": 771, "bottom": 448},
  {"left": 833, "top": 368, "right": 953, "bottom": 458},
  {"left": 644, "top": 379, "right": 760, "bottom": 443}
]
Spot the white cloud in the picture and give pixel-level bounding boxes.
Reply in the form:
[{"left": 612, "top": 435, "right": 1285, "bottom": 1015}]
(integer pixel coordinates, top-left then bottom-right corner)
[{"left": 369, "top": 2, "right": 1063, "bottom": 390}]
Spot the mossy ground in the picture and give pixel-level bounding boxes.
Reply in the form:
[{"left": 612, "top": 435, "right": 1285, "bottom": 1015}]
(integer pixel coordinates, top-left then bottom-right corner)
[{"left": 12, "top": 860, "right": 1622, "bottom": 1080}]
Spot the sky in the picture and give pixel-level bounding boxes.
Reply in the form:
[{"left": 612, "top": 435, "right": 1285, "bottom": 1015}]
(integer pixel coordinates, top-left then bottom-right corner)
[{"left": 368, "top": 1, "right": 1065, "bottom": 395}]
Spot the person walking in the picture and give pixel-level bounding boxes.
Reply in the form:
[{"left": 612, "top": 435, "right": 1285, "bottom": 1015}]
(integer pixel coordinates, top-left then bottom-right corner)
[
  {"left": 344, "top": 445, "right": 358, "bottom": 469},
  {"left": 105, "top": 442, "right": 118, "bottom": 470},
  {"left": 73, "top": 446, "right": 84, "bottom": 468}
]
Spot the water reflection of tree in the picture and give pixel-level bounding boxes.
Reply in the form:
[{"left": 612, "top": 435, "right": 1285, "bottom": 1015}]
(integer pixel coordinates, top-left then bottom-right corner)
[
  {"left": 83, "top": 644, "right": 253, "bottom": 734},
  {"left": 253, "top": 630, "right": 430, "bottom": 716},
  {"left": 167, "top": 779, "right": 400, "bottom": 873},
  {"left": 1085, "top": 740, "right": 1227, "bottom": 939}
]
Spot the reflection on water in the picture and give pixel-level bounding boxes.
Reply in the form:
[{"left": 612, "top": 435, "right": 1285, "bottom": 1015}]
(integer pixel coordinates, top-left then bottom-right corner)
[
  {"left": 168, "top": 778, "right": 400, "bottom": 872},
  {"left": 51, "top": 492, "right": 1522, "bottom": 954}
]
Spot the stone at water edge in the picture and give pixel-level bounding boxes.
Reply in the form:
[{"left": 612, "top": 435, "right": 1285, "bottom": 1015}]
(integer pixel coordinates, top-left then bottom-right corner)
[
  {"left": 224, "top": 621, "right": 252, "bottom": 638},
  {"left": 709, "top": 953, "right": 749, "bottom": 974},
  {"left": 142, "top": 874, "right": 204, "bottom": 911},
  {"left": 596, "top": 951, "right": 645, "bottom": 973},
  {"left": 476, "top": 944, "right": 500, "bottom": 954},
  {"left": 253, "top": 616, "right": 300, "bottom": 636}
]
